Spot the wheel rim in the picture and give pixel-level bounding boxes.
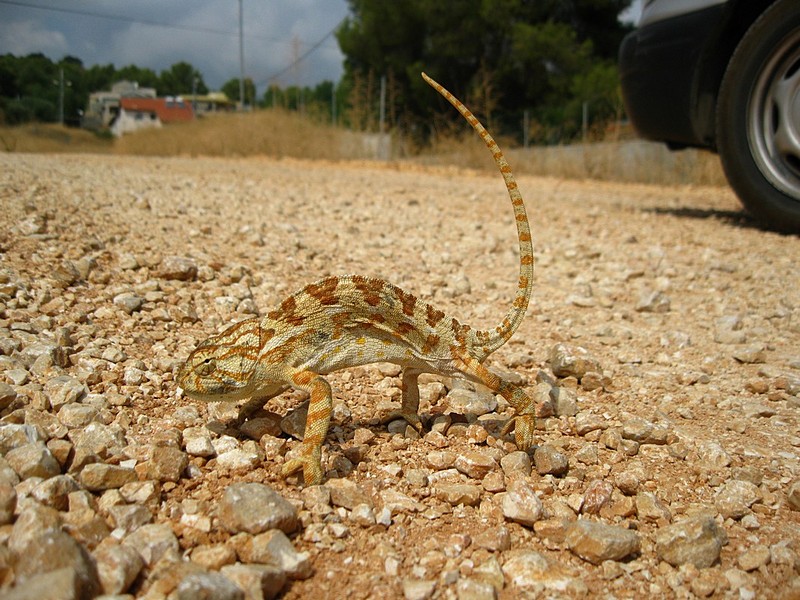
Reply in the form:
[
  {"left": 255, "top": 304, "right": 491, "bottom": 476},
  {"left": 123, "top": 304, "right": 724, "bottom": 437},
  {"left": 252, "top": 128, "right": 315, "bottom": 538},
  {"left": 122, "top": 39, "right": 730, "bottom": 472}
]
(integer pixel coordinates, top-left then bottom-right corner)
[{"left": 748, "top": 28, "right": 800, "bottom": 201}]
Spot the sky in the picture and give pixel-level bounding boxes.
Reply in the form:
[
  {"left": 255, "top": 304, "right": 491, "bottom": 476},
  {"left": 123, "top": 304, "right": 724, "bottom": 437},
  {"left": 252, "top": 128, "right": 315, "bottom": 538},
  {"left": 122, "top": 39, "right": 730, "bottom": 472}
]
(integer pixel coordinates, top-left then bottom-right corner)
[
  {"left": 0, "top": 0, "right": 351, "bottom": 92},
  {"left": 0, "top": 0, "right": 643, "bottom": 94}
]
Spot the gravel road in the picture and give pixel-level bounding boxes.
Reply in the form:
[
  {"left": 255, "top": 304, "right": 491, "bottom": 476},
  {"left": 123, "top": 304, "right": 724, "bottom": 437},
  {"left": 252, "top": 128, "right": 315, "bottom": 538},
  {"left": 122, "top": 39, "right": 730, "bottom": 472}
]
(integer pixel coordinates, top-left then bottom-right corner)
[{"left": 1, "top": 152, "right": 799, "bottom": 599}]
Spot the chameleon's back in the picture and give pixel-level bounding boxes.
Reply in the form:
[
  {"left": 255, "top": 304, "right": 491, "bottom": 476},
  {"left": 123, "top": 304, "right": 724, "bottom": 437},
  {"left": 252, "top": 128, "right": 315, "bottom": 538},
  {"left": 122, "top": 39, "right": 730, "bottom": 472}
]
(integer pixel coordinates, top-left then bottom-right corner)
[{"left": 256, "top": 275, "right": 466, "bottom": 376}]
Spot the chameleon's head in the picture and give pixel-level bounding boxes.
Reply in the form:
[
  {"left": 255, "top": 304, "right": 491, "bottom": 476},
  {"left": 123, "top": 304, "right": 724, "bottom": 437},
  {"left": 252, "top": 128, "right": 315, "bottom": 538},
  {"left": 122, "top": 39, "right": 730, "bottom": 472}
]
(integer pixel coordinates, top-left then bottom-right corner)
[{"left": 177, "top": 319, "right": 263, "bottom": 401}]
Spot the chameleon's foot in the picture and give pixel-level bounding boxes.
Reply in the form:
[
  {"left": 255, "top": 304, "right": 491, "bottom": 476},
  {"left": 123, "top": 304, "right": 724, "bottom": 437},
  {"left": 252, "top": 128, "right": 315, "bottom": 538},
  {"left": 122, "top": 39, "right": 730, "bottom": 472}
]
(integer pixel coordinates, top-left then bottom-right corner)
[
  {"left": 501, "top": 414, "right": 536, "bottom": 451},
  {"left": 382, "top": 409, "right": 424, "bottom": 434},
  {"left": 281, "top": 447, "right": 323, "bottom": 486},
  {"left": 237, "top": 397, "right": 266, "bottom": 426}
]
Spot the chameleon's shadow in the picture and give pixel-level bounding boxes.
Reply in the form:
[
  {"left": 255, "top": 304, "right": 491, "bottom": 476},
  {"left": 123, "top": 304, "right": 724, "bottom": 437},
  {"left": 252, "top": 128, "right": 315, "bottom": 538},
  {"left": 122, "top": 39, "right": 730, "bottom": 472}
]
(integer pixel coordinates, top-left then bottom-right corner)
[{"left": 213, "top": 411, "right": 513, "bottom": 452}]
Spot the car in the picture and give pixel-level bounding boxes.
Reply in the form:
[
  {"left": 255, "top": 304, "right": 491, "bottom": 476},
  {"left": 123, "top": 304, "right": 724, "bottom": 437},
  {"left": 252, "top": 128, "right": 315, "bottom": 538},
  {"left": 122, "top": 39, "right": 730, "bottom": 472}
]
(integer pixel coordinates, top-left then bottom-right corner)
[{"left": 619, "top": 0, "right": 800, "bottom": 232}]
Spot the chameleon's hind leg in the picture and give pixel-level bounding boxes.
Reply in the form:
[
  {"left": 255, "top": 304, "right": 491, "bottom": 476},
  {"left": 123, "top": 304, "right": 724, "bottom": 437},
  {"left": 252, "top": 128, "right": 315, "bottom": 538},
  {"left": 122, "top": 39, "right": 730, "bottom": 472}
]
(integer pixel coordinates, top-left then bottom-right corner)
[
  {"left": 382, "top": 367, "right": 424, "bottom": 433},
  {"left": 454, "top": 354, "right": 536, "bottom": 450},
  {"left": 281, "top": 370, "right": 332, "bottom": 486}
]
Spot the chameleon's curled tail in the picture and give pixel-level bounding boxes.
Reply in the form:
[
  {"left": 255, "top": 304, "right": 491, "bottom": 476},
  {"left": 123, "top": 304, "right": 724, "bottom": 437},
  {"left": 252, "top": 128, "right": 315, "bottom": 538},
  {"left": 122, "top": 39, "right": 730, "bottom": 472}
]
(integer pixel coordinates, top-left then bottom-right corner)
[{"left": 421, "top": 72, "right": 533, "bottom": 359}]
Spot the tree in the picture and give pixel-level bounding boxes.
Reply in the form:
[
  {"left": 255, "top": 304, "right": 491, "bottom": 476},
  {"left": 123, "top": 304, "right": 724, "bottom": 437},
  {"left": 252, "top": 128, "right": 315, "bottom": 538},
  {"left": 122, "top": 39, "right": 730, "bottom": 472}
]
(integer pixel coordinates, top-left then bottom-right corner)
[
  {"left": 569, "top": 62, "right": 622, "bottom": 123},
  {"left": 336, "top": 0, "right": 634, "bottom": 142},
  {"left": 115, "top": 65, "right": 159, "bottom": 89},
  {"left": 545, "top": 0, "right": 635, "bottom": 59},
  {"left": 260, "top": 80, "right": 339, "bottom": 125},
  {"left": 263, "top": 83, "right": 285, "bottom": 108},
  {"left": 158, "top": 62, "right": 207, "bottom": 96},
  {"left": 0, "top": 54, "right": 20, "bottom": 99},
  {"left": 337, "top": 0, "right": 426, "bottom": 129},
  {"left": 509, "top": 21, "right": 594, "bottom": 107},
  {"left": 10, "top": 53, "right": 58, "bottom": 122},
  {"left": 84, "top": 63, "right": 116, "bottom": 94},
  {"left": 221, "top": 77, "right": 256, "bottom": 106}
]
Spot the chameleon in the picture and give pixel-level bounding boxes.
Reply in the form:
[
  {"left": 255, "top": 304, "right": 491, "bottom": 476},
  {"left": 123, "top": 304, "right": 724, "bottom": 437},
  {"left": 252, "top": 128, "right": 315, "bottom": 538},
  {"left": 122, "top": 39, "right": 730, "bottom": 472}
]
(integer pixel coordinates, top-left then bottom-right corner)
[{"left": 177, "top": 72, "right": 536, "bottom": 486}]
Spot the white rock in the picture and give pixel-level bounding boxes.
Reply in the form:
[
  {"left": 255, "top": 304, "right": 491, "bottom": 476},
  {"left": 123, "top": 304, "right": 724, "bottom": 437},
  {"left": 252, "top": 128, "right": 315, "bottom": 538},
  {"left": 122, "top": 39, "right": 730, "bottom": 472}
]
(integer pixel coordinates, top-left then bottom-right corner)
[{"left": 502, "top": 480, "right": 543, "bottom": 526}]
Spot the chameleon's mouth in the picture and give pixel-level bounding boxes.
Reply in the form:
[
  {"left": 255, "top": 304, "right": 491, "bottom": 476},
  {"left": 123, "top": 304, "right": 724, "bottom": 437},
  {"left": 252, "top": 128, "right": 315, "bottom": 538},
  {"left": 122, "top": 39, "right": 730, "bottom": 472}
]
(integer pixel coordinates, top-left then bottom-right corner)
[
  {"left": 178, "top": 381, "right": 254, "bottom": 403},
  {"left": 176, "top": 385, "right": 205, "bottom": 401}
]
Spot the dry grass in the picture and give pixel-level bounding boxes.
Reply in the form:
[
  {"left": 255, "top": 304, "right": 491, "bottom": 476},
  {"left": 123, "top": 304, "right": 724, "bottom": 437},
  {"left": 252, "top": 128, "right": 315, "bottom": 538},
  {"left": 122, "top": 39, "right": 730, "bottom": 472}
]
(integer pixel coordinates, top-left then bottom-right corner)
[
  {"left": 113, "top": 109, "right": 382, "bottom": 161},
  {"left": 1, "top": 111, "right": 728, "bottom": 187},
  {"left": 0, "top": 123, "right": 112, "bottom": 153}
]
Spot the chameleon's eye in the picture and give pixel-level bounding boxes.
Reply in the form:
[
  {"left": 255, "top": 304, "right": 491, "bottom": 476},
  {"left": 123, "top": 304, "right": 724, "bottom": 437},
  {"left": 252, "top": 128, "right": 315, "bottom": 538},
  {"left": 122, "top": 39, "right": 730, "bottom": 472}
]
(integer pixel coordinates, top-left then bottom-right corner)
[{"left": 197, "top": 357, "right": 216, "bottom": 376}]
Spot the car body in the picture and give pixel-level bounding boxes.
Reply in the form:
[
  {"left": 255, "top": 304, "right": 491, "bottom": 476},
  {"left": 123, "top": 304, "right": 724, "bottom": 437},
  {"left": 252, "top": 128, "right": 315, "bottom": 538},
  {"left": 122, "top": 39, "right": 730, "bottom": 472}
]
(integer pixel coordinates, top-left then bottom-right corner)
[{"left": 619, "top": 0, "right": 800, "bottom": 232}]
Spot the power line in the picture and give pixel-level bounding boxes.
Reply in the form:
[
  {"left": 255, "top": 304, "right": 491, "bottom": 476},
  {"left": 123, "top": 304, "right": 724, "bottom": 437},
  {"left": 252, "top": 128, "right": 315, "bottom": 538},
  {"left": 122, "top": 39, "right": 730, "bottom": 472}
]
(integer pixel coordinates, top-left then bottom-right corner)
[
  {"left": 1, "top": 0, "right": 249, "bottom": 39},
  {"left": 2, "top": 0, "right": 347, "bottom": 92},
  {"left": 256, "top": 19, "right": 343, "bottom": 87},
  {"left": 0, "top": 0, "right": 336, "bottom": 48}
]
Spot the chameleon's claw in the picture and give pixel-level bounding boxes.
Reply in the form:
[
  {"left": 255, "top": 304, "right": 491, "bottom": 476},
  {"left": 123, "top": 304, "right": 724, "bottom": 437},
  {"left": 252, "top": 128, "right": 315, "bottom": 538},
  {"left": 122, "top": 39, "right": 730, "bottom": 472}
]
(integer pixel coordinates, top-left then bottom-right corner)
[
  {"left": 382, "top": 409, "right": 424, "bottom": 434},
  {"left": 501, "top": 414, "right": 536, "bottom": 451},
  {"left": 281, "top": 447, "right": 323, "bottom": 486}
]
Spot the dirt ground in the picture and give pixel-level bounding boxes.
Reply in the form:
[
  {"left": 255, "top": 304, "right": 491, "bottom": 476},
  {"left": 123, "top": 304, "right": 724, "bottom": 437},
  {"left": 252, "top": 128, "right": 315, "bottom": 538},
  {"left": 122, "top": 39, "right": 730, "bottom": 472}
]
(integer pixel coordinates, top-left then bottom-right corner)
[{"left": 1, "top": 152, "right": 799, "bottom": 599}]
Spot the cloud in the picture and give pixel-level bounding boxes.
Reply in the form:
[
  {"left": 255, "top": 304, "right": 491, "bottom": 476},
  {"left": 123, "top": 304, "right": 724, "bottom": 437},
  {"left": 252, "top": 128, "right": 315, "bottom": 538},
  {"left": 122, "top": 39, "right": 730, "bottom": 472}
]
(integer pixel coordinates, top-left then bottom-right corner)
[
  {"left": 89, "top": 0, "right": 346, "bottom": 91},
  {"left": 0, "top": 18, "right": 68, "bottom": 56},
  {"left": 0, "top": 0, "right": 347, "bottom": 93}
]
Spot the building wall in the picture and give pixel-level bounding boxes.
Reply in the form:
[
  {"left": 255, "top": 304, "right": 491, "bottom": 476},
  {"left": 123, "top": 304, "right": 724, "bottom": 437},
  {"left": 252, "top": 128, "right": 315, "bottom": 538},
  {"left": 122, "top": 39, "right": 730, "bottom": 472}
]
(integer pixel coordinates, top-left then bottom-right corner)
[{"left": 110, "top": 109, "right": 162, "bottom": 137}]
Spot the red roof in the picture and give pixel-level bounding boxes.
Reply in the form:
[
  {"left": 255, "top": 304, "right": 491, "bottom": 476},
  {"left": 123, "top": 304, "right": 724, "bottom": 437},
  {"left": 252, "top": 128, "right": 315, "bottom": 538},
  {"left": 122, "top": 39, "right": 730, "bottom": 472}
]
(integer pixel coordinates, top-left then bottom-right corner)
[{"left": 120, "top": 97, "right": 194, "bottom": 122}]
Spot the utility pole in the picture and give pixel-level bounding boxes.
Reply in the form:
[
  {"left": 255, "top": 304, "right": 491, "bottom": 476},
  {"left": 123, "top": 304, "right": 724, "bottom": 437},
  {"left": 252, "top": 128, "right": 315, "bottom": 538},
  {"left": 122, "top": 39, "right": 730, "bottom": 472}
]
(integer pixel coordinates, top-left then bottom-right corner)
[
  {"left": 379, "top": 75, "right": 386, "bottom": 134},
  {"left": 53, "top": 68, "right": 70, "bottom": 126},
  {"left": 582, "top": 101, "right": 589, "bottom": 142},
  {"left": 378, "top": 75, "right": 388, "bottom": 159},
  {"left": 523, "top": 109, "right": 530, "bottom": 149},
  {"left": 331, "top": 85, "right": 336, "bottom": 126},
  {"left": 291, "top": 35, "right": 303, "bottom": 114},
  {"left": 58, "top": 68, "right": 65, "bottom": 125},
  {"left": 238, "top": 0, "right": 245, "bottom": 110},
  {"left": 191, "top": 76, "right": 198, "bottom": 117}
]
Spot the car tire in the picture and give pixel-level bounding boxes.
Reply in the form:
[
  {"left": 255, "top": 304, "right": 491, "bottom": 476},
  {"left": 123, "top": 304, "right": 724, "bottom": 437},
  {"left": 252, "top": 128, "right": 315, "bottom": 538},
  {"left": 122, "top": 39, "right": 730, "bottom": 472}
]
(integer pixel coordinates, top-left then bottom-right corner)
[{"left": 716, "top": 0, "right": 800, "bottom": 233}]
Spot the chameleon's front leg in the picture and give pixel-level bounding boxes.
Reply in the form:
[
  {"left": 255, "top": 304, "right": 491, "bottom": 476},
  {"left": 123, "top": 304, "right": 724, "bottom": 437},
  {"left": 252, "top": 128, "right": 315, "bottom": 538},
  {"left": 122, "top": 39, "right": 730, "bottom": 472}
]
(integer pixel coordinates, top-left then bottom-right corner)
[
  {"left": 281, "top": 370, "right": 332, "bottom": 486},
  {"left": 237, "top": 386, "right": 288, "bottom": 425}
]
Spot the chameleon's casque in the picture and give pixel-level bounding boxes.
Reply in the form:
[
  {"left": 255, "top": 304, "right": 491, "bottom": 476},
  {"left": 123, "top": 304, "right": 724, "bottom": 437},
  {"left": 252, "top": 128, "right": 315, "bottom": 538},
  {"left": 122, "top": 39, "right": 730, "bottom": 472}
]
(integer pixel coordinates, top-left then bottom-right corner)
[{"left": 177, "top": 73, "right": 536, "bottom": 486}]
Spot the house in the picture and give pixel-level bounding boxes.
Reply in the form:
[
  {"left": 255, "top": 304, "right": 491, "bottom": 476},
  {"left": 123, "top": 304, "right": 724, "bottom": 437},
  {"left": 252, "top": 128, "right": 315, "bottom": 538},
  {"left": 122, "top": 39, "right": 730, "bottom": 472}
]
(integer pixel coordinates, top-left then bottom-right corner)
[
  {"left": 82, "top": 81, "right": 196, "bottom": 136},
  {"left": 82, "top": 80, "right": 156, "bottom": 130},
  {"left": 111, "top": 80, "right": 156, "bottom": 97},
  {"left": 182, "top": 92, "right": 236, "bottom": 115},
  {"left": 110, "top": 96, "right": 194, "bottom": 136}
]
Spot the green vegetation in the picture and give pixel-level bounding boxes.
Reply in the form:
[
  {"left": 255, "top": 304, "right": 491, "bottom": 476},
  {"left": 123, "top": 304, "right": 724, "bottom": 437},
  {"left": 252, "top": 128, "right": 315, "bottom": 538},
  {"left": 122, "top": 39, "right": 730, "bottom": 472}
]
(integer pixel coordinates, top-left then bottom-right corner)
[
  {"left": 221, "top": 77, "right": 256, "bottom": 107},
  {"left": 335, "top": 0, "right": 632, "bottom": 143}
]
